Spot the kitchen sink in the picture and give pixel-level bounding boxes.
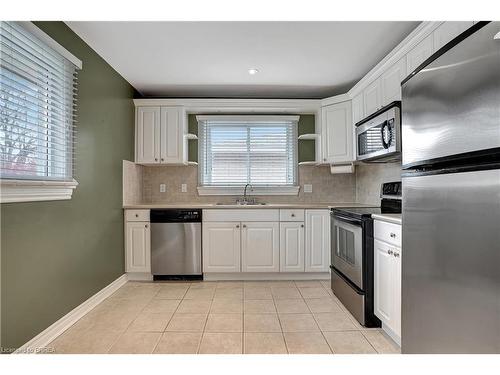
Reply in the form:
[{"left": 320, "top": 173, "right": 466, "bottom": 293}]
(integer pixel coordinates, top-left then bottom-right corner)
[{"left": 215, "top": 202, "right": 267, "bottom": 206}]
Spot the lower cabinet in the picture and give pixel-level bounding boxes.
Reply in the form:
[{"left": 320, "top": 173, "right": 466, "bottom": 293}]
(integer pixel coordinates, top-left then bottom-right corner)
[
  {"left": 241, "top": 222, "right": 279, "bottom": 272},
  {"left": 279, "top": 222, "right": 305, "bottom": 272},
  {"left": 374, "top": 237, "right": 402, "bottom": 340},
  {"left": 305, "top": 209, "right": 331, "bottom": 272},
  {"left": 202, "top": 222, "right": 241, "bottom": 272},
  {"left": 125, "top": 221, "right": 151, "bottom": 273}
]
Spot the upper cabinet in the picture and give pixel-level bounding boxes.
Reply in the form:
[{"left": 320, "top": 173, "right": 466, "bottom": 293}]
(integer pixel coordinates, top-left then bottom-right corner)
[
  {"left": 320, "top": 101, "right": 353, "bottom": 164},
  {"left": 135, "top": 106, "right": 187, "bottom": 165},
  {"left": 351, "top": 93, "right": 364, "bottom": 126},
  {"left": 406, "top": 34, "right": 434, "bottom": 74},
  {"left": 433, "top": 21, "right": 474, "bottom": 52},
  {"left": 381, "top": 57, "right": 407, "bottom": 105},
  {"left": 363, "top": 79, "right": 382, "bottom": 117}
]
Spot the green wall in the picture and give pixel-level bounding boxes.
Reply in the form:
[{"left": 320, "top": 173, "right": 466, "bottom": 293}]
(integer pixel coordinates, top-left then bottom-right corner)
[
  {"left": 187, "top": 114, "right": 316, "bottom": 163},
  {"left": 0, "top": 22, "right": 136, "bottom": 350}
]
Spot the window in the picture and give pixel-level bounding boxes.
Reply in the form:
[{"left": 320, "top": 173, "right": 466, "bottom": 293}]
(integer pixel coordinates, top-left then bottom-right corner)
[
  {"left": 197, "top": 115, "right": 299, "bottom": 195},
  {"left": 0, "top": 22, "right": 81, "bottom": 202}
]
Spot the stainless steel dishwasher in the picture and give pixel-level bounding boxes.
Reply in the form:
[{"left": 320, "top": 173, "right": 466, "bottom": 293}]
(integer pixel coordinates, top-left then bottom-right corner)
[{"left": 150, "top": 209, "right": 202, "bottom": 280}]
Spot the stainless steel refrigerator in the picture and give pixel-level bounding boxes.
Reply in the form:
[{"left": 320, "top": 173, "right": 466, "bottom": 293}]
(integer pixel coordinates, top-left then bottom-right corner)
[{"left": 401, "top": 22, "right": 500, "bottom": 353}]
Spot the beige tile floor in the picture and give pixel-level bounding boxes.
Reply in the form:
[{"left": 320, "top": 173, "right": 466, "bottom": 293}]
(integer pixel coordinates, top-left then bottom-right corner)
[{"left": 49, "top": 279, "right": 400, "bottom": 354}]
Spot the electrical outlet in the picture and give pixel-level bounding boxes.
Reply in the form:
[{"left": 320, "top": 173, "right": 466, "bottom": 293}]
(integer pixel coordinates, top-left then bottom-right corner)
[
  {"left": 304, "top": 184, "right": 313, "bottom": 193},
  {"left": 181, "top": 183, "right": 187, "bottom": 193},
  {"left": 159, "top": 183, "right": 166, "bottom": 193}
]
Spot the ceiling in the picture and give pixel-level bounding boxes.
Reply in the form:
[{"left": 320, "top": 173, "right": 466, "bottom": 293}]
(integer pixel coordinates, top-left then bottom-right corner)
[{"left": 66, "top": 21, "right": 419, "bottom": 98}]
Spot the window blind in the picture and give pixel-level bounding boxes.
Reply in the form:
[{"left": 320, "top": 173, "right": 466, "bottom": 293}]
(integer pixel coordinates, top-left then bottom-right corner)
[
  {"left": 198, "top": 116, "right": 298, "bottom": 187},
  {"left": 0, "top": 21, "right": 79, "bottom": 181}
]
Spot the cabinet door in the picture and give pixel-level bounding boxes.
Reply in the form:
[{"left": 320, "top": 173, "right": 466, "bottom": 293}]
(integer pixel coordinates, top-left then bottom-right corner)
[
  {"left": 374, "top": 239, "right": 394, "bottom": 327},
  {"left": 305, "top": 210, "right": 331, "bottom": 272},
  {"left": 242, "top": 222, "right": 279, "bottom": 272},
  {"left": 433, "top": 21, "right": 473, "bottom": 52},
  {"left": 381, "top": 57, "right": 407, "bottom": 106},
  {"left": 280, "top": 222, "right": 305, "bottom": 272},
  {"left": 363, "top": 79, "right": 382, "bottom": 116},
  {"left": 351, "top": 93, "right": 364, "bottom": 125},
  {"left": 406, "top": 34, "right": 434, "bottom": 74},
  {"left": 125, "top": 222, "right": 151, "bottom": 273},
  {"left": 393, "top": 248, "right": 402, "bottom": 338},
  {"left": 160, "top": 107, "right": 185, "bottom": 164},
  {"left": 321, "top": 101, "right": 353, "bottom": 164},
  {"left": 136, "top": 107, "right": 160, "bottom": 164},
  {"left": 202, "top": 222, "right": 241, "bottom": 272}
]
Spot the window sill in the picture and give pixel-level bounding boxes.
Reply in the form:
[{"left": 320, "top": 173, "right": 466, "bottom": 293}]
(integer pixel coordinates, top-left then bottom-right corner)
[
  {"left": 0, "top": 179, "right": 78, "bottom": 203},
  {"left": 197, "top": 186, "right": 300, "bottom": 196}
]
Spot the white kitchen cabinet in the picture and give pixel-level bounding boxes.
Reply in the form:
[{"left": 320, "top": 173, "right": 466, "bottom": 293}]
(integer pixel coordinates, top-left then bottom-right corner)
[
  {"left": 406, "top": 34, "right": 434, "bottom": 74},
  {"left": 305, "top": 209, "right": 331, "bottom": 272},
  {"left": 241, "top": 222, "right": 280, "bottom": 272},
  {"left": 374, "top": 220, "right": 402, "bottom": 343},
  {"left": 202, "top": 222, "right": 241, "bottom": 272},
  {"left": 433, "top": 21, "right": 473, "bottom": 52},
  {"left": 136, "top": 106, "right": 160, "bottom": 164},
  {"left": 363, "top": 78, "right": 382, "bottom": 116},
  {"left": 381, "top": 57, "right": 407, "bottom": 106},
  {"left": 280, "top": 222, "right": 305, "bottom": 272},
  {"left": 160, "top": 107, "right": 185, "bottom": 164},
  {"left": 321, "top": 101, "right": 353, "bottom": 164},
  {"left": 351, "top": 93, "right": 364, "bottom": 126},
  {"left": 135, "top": 106, "right": 186, "bottom": 165},
  {"left": 125, "top": 221, "right": 151, "bottom": 273}
]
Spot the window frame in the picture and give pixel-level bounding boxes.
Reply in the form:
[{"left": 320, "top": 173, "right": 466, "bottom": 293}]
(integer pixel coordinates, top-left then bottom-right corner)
[
  {"left": 0, "top": 22, "right": 81, "bottom": 203},
  {"left": 196, "top": 115, "right": 300, "bottom": 196}
]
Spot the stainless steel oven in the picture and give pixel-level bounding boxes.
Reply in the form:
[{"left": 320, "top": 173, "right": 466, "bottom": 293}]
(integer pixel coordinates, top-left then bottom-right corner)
[
  {"left": 356, "top": 101, "right": 401, "bottom": 162},
  {"left": 332, "top": 214, "right": 363, "bottom": 289}
]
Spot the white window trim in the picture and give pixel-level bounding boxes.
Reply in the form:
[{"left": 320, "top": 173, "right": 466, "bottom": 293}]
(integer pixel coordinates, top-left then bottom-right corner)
[
  {"left": 0, "top": 22, "right": 82, "bottom": 203},
  {"left": 197, "top": 185, "right": 300, "bottom": 196},
  {"left": 197, "top": 115, "right": 299, "bottom": 195},
  {"left": 0, "top": 179, "right": 78, "bottom": 203}
]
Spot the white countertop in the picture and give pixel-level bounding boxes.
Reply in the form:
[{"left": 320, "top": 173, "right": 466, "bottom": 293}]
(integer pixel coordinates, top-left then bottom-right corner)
[
  {"left": 123, "top": 202, "right": 374, "bottom": 210},
  {"left": 372, "top": 213, "right": 402, "bottom": 225}
]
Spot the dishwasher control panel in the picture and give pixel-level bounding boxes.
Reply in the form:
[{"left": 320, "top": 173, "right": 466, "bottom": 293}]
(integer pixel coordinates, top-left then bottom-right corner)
[{"left": 150, "top": 209, "right": 202, "bottom": 223}]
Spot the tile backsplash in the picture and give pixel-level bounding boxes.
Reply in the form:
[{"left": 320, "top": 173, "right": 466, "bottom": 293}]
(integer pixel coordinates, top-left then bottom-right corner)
[
  {"left": 123, "top": 161, "right": 402, "bottom": 206},
  {"left": 142, "top": 165, "right": 356, "bottom": 204},
  {"left": 355, "top": 162, "right": 402, "bottom": 205}
]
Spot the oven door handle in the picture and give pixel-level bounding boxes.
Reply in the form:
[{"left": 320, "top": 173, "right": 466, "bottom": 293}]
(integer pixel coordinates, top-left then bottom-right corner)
[{"left": 332, "top": 214, "right": 362, "bottom": 226}]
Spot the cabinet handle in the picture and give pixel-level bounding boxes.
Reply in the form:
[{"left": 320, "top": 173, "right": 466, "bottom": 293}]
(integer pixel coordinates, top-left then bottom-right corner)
[
  {"left": 145, "top": 224, "right": 149, "bottom": 228},
  {"left": 394, "top": 252, "right": 400, "bottom": 258},
  {"left": 387, "top": 249, "right": 393, "bottom": 255},
  {"left": 323, "top": 158, "right": 327, "bottom": 161},
  {"left": 291, "top": 213, "right": 295, "bottom": 217},
  {"left": 390, "top": 232, "right": 396, "bottom": 238},
  {"left": 155, "top": 158, "right": 158, "bottom": 162},
  {"left": 161, "top": 158, "right": 164, "bottom": 161},
  {"left": 301, "top": 224, "right": 304, "bottom": 228},
  {"left": 135, "top": 214, "right": 139, "bottom": 217},
  {"left": 243, "top": 224, "right": 247, "bottom": 228},
  {"left": 236, "top": 225, "right": 240, "bottom": 228}
]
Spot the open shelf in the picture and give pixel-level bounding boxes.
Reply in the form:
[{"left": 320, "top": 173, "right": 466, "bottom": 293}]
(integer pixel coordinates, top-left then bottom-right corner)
[{"left": 298, "top": 133, "right": 319, "bottom": 140}]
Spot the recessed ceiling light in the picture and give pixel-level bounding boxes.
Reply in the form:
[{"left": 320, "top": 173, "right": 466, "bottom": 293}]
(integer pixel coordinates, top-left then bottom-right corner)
[{"left": 248, "top": 68, "right": 259, "bottom": 75}]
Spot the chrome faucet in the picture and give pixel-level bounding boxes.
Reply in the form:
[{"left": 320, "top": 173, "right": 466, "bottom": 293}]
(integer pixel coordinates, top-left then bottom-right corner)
[{"left": 241, "top": 183, "right": 254, "bottom": 205}]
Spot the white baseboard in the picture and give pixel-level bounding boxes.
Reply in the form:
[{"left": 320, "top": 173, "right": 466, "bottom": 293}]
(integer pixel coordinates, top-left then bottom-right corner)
[
  {"left": 203, "top": 272, "right": 330, "bottom": 281},
  {"left": 381, "top": 322, "right": 401, "bottom": 347},
  {"left": 126, "top": 272, "right": 153, "bottom": 281},
  {"left": 14, "top": 274, "right": 128, "bottom": 354}
]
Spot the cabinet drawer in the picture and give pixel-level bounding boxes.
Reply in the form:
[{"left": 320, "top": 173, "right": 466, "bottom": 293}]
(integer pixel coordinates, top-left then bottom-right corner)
[
  {"left": 374, "top": 220, "right": 401, "bottom": 247},
  {"left": 280, "top": 209, "right": 305, "bottom": 222},
  {"left": 125, "top": 209, "right": 150, "bottom": 222}
]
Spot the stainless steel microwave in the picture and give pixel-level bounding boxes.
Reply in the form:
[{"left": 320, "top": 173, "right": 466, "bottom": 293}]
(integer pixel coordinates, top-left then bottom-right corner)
[{"left": 356, "top": 102, "right": 401, "bottom": 162}]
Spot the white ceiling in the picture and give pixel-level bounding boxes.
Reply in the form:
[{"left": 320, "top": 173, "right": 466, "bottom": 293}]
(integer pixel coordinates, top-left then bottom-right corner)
[{"left": 66, "top": 21, "right": 419, "bottom": 98}]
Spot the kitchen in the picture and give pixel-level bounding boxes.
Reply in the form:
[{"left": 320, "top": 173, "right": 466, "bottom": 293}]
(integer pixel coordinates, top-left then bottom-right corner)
[{"left": 0, "top": 4, "right": 499, "bottom": 370}]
